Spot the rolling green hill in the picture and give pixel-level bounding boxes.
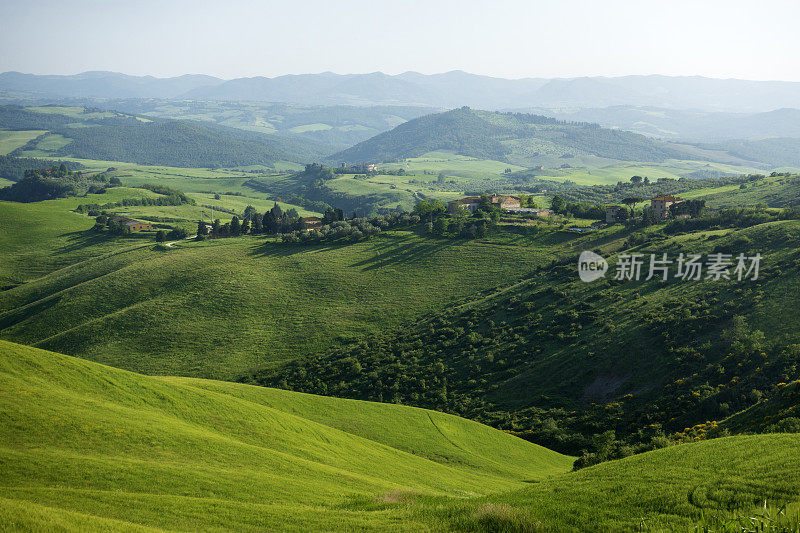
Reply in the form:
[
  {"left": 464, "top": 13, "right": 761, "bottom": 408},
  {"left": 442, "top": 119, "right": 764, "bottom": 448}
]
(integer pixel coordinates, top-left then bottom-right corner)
[
  {"left": 0, "top": 209, "right": 562, "bottom": 378},
  {"left": 0, "top": 105, "right": 330, "bottom": 168},
  {"left": 0, "top": 340, "right": 571, "bottom": 531},
  {"left": 418, "top": 433, "right": 800, "bottom": 531},
  {"left": 0, "top": 189, "right": 165, "bottom": 288},
  {"left": 703, "top": 137, "right": 800, "bottom": 168},
  {"left": 1, "top": 340, "right": 798, "bottom": 531},
  {"left": 108, "top": 99, "right": 436, "bottom": 150},
  {"left": 329, "top": 107, "right": 762, "bottom": 168}
]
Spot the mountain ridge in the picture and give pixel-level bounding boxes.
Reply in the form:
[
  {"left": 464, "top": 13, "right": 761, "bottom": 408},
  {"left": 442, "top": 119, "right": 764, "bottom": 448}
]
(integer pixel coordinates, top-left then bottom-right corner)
[{"left": 5, "top": 71, "right": 800, "bottom": 112}]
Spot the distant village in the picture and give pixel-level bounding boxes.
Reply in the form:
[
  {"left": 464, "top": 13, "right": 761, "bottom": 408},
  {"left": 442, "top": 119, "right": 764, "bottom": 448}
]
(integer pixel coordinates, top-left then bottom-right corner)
[{"left": 446, "top": 193, "right": 694, "bottom": 224}]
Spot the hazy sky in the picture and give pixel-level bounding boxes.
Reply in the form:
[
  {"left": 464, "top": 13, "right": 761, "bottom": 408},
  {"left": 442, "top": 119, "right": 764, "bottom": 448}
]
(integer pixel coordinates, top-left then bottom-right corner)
[{"left": 1, "top": 0, "right": 799, "bottom": 81}]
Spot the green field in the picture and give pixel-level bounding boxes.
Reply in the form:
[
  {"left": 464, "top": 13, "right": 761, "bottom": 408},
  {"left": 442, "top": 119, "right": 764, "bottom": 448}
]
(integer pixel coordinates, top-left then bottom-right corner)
[
  {"left": 381, "top": 151, "right": 525, "bottom": 175},
  {"left": 553, "top": 159, "right": 762, "bottom": 186},
  {"left": 3, "top": 156, "right": 319, "bottom": 222},
  {"left": 102, "top": 195, "right": 319, "bottom": 227},
  {"left": 417, "top": 434, "right": 800, "bottom": 531},
  {"left": 289, "top": 122, "right": 333, "bottom": 133},
  {"left": 0, "top": 340, "right": 571, "bottom": 531},
  {"left": 0, "top": 130, "right": 46, "bottom": 155},
  {"left": 1, "top": 340, "right": 798, "bottom": 531},
  {"left": 185, "top": 192, "right": 319, "bottom": 217},
  {"left": 0, "top": 188, "right": 165, "bottom": 287},
  {"left": 23, "top": 106, "right": 122, "bottom": 120},
  {"left": 368, "top": 152, "right": 762, "bottom": 203},
  {"left": 688, "top": 174, "right": 800, "bottom": 208}
]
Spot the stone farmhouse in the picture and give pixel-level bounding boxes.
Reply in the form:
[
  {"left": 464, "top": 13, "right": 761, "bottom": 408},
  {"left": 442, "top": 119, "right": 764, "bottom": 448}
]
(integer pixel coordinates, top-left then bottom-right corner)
[
  {"left": 448, "top": 195, "right": 521, "bottom": 214},
  {"left": 651, "top": 195, "right": 683, "bottom": 218}
]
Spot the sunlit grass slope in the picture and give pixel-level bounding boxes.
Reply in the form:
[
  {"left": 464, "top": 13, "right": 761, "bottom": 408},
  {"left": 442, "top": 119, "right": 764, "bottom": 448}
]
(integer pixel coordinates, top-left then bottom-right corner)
[
  {"left": 1, "top": 341, "right": 797, "bottom": 531},
  {"left": 0, "top": 188, "right": 163, "bottom": 286},
  {"left": 0, "top": 230, "right": 556, "bottom": 378},
  {"left": 410, "top": 434, "right": 800, "bottom": 531},
  {"left": 0, "top": 340, "right": 571, "bottom": 531}
]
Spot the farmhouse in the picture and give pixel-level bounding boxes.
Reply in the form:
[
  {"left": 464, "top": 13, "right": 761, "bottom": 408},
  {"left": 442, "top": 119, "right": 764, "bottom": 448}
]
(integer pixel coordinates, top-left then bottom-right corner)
[
  {"left": 448, "top": 196, "right": 481, "bottom": 213},
  {"left": 110, "top": 217, "right": 153, "bottom": 231},
  {"left": 492, "top": 195, "right": 521, "bottom": 209},
  {"left": 339, "top": 163, "right": 377, "bottom": 173},
  {"left": 651, "top": 195, "right": 683, "bottom": 218},
  {"left": 605, "top": 205, "right": 623, "bottom": 223},
  {"left": 300, "top": 216, "right": 322, "bottom": 230},
  {"left": 448, "top": 195, "right": 521, "bottom": 214}
]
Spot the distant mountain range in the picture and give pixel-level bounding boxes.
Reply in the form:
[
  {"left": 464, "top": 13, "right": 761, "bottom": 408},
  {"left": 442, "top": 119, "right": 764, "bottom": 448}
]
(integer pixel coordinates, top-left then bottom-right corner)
[
  {"left": 5, "top": 71, "right": 800, "bottom": 113},
  {"left": 0, "top": 71, "right": 224, "bottom": 99}
]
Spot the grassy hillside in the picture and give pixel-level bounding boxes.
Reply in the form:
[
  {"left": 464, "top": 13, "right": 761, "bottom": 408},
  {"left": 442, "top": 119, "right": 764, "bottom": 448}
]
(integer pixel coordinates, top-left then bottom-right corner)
[
  {"left": 2, "top": 340, "right": 798, "bottom": 531},
  {"left": 0, "top": 340, "right": 571, "bottom": 531},
  {"left": 690, "top": 173, "right": 800, "bottom": 208},
  {"left": 718, "top": 380, "right": 800, "bottom": 435},
  {"left": 0, "top": 129, "right": 46, "bottom": 155},
  {"left": 0, "top": 188, "right": 165, "bottom": 287},
  {"left": 110, "top": 99, "right": 436, "bottom": 149},
  {"left": 0, "top": 226, "right": 562, "bottom": 378},
  {"left": 329, "top": 107, "right": 760, "bottom": 168},
  {"left": 252, "top": 218, "right": 800, "bottom": 455},
  {"left": 0, "top": 105, "right": 329, "bottom": 168},
  {"left": 414, "top": 433, "right": 800, "bottom": 531},
  {"left": 704, "top": 137, "right": 800, "bottom": 168},
  {"left": 551, "top": 172, "right": 800, "bottom": 208}
]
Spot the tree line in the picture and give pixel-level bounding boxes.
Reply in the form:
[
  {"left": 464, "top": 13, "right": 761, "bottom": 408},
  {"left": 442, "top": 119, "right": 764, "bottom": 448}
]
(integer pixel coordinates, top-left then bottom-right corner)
[{"left": 0, "top": 164, "right": 114, "bottom": 202}]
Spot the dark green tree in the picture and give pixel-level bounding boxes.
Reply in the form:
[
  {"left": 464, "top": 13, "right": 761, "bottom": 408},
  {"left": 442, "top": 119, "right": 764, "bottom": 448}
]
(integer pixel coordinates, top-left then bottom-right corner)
[
  {"left": 622, "top": 196, "right": 643, "bottom": 216},
  {"left": 551, "top": 195, "right": 566, "bottom": 214}
]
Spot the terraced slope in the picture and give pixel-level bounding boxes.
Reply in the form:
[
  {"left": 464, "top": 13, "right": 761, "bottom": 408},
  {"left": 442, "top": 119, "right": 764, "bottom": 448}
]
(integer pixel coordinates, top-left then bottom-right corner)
[{"left": 0, "top": 340, "right": 571, "bottom": 531}]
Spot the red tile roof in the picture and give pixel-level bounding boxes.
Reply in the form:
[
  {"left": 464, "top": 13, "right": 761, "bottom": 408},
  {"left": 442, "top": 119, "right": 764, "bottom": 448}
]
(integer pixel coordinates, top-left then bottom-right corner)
[{"left": 651, "top": 195, "right": 683, "bottom": 202}]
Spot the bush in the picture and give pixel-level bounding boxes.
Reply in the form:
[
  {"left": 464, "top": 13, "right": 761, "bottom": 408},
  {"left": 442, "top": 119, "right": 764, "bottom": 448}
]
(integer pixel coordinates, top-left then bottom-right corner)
[{"left": 167, "top": 227, "right": 188, "bottom": 240}]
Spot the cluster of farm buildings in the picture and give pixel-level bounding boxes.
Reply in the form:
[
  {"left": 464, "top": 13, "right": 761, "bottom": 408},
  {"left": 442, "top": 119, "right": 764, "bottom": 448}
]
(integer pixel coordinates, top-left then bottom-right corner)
[
  {"left": 447, "top": 195, "right": 553, "bottom": 216},
  {"left": 117, "top": 194, "right": 690, "bottom": 233},
  {"left": 109, "top": 216, "right": 154, "bottom": 231},
  {"left": 446, "top": 193, "right": 690, "bottom": 223}
]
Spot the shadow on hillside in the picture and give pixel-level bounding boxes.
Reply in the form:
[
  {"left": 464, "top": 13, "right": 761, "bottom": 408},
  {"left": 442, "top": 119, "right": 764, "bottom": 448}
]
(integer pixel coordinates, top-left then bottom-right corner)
[
  {"left": 249, "top": 240, "right": 343, "bottom": 258},
  {"left": 54, "top": 230, "right": 115, "bottom": 255},
  {"left": 349, "top": 238, "right": 459, "bottom": 271},
  {"left": 248, "top": 233, "right": 460, "bottom": 269}
]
